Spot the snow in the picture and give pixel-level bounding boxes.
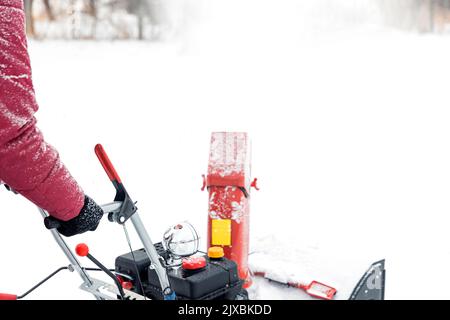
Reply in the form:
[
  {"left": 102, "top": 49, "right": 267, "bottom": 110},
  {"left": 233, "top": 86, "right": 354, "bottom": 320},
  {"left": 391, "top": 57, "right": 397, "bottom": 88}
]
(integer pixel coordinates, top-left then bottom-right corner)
[
  {"left": 208, "top": 132, "right": 249, "bottom": 178},
  {"left": 1, "top": 0, "right": 450, "bottom": 300}
]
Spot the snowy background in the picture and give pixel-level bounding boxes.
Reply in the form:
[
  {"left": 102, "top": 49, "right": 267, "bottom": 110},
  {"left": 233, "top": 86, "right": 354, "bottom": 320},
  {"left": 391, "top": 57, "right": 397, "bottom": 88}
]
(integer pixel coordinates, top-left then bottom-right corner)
[{"left": 1, "top": 0, "right": 450, "bottom": 300}]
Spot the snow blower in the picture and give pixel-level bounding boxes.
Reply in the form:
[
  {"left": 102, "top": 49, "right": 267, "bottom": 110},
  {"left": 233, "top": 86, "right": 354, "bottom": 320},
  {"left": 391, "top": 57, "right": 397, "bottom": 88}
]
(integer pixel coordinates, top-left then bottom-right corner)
[
  {"left": 202, "top": 132, "right": 385, "bottom": 301},
  {"left": 0, "top": 143, "right": 247, "bottom": 300},
  {"left": 0, "top": 134, "right": 385, "bottom": 300}
]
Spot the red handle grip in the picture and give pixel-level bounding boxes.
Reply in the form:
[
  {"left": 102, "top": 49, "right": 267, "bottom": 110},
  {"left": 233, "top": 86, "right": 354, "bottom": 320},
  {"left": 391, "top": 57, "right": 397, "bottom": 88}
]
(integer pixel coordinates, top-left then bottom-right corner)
[
  {"left": 95, "top": 144, "right": 122, "bottom": 184},
  {"left": 0, "top": 293, "right": 17, "bottom": 300}
]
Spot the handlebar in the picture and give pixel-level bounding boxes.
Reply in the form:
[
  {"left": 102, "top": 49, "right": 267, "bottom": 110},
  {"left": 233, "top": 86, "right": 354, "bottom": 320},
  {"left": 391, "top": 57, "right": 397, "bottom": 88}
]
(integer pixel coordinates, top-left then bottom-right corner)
[
  {"left": 0, "top": 293, "right": 17, "bottom": 300},
  {"left": 44, "top": 201, "right": 124, "bottom": 230},
  {"left": 95, "top": 144, "right": 122, "bottom": 184}
]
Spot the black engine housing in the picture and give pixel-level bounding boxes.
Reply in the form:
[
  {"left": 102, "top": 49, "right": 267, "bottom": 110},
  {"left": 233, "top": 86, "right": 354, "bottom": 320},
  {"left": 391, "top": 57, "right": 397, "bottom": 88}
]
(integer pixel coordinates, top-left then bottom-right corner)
[{"left": 115, "top": 243, "right": 245, "bottom": 300}]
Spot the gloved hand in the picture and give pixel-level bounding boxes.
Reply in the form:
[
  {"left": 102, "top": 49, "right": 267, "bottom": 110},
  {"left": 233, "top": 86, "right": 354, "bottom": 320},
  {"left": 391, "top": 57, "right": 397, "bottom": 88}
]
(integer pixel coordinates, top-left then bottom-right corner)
[{"left": 44, "top": 195, "right": 104, "bottom": 237}]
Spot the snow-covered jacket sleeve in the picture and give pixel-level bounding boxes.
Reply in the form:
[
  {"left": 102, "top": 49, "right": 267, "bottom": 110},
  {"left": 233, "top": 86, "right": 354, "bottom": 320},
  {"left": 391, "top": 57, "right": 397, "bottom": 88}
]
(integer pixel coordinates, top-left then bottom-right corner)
[{"left": 0, "top": 0, "right": 84, "bottom": 221}]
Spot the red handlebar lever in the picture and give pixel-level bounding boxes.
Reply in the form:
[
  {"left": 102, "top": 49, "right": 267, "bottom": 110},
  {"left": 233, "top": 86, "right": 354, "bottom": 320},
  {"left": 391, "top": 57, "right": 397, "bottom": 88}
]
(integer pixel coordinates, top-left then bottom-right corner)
[
  {"left": 0, "top": 293, "right": 17, "bottom": 300},
  {"left": 95, "top": 143, "right": 136, "bottom": 224},
  {"left": 95, "top": 144, "right": 122, "bottom": 184}
]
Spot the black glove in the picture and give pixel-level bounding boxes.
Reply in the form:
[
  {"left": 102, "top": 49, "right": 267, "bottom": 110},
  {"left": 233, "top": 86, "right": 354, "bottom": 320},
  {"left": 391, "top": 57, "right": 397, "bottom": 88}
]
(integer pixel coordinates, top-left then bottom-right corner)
[{"left": 44, "top": 195, "right": 104, "bottom": 237}]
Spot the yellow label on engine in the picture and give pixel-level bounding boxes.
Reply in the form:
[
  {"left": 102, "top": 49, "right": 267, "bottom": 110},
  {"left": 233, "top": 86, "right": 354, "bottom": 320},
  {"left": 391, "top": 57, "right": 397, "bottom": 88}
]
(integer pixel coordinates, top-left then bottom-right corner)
[{"left": 211, "top": 219, "right": 231, "bottom": 246}]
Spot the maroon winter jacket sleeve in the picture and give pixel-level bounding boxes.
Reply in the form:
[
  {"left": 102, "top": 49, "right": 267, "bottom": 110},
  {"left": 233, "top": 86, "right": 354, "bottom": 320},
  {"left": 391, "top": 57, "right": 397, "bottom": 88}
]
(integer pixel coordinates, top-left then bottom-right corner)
[{"left": 0, "top": 0, "right": 84, "bottom": 221}]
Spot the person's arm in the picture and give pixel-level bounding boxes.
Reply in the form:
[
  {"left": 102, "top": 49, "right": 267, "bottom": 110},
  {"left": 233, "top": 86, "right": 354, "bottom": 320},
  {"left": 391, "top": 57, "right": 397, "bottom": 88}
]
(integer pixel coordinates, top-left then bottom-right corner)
[{"left": 0, "top": 0, "right": 102, "bottom": 236}]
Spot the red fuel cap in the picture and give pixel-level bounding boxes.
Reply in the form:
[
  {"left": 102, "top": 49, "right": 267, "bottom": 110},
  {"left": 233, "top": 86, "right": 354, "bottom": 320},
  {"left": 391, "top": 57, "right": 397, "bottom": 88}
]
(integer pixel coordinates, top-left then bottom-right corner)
[{"left": 182, "top": 257, "right": 207, "bottom": 270}]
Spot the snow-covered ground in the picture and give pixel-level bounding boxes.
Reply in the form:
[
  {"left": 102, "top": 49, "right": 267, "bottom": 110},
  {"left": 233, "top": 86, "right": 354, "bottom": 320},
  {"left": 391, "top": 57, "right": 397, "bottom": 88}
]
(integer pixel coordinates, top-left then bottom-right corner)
[{"left": 2, "top": 0, "right": 450, "bottom": 300}]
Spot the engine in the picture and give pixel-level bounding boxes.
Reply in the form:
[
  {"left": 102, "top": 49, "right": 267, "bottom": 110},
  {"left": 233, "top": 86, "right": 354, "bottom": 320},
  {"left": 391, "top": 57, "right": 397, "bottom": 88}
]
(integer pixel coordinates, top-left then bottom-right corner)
[{"left": 115, "top": 243, "right": 247, "bottom": 300}]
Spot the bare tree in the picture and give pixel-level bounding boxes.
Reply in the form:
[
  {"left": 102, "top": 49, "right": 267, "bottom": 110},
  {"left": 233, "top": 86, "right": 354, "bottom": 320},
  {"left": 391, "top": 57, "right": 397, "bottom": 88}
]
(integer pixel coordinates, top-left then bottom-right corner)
[
  {"left": 378, "top": 0, "right": 450, "bottom": 33},
  {"left": 431, "top": 0, "right": 450, "bottom": 32},
  {"left": 127, "top": 0, "right": 151, "bottom": 40},
  {"left": 43, "top": 0, "right": 54, "bottom": 21},
  {"left": 24, "top": 0, "right": 34, "bottom": 36},
  {"left": 417, "top": 0, "right": 434, "bottom": 32},
  {"left": 85, "top": 0, "right": 98, "bottom": 38},
  {"left": 89, "top": 0, "right": 97, "bottom": 18}
]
